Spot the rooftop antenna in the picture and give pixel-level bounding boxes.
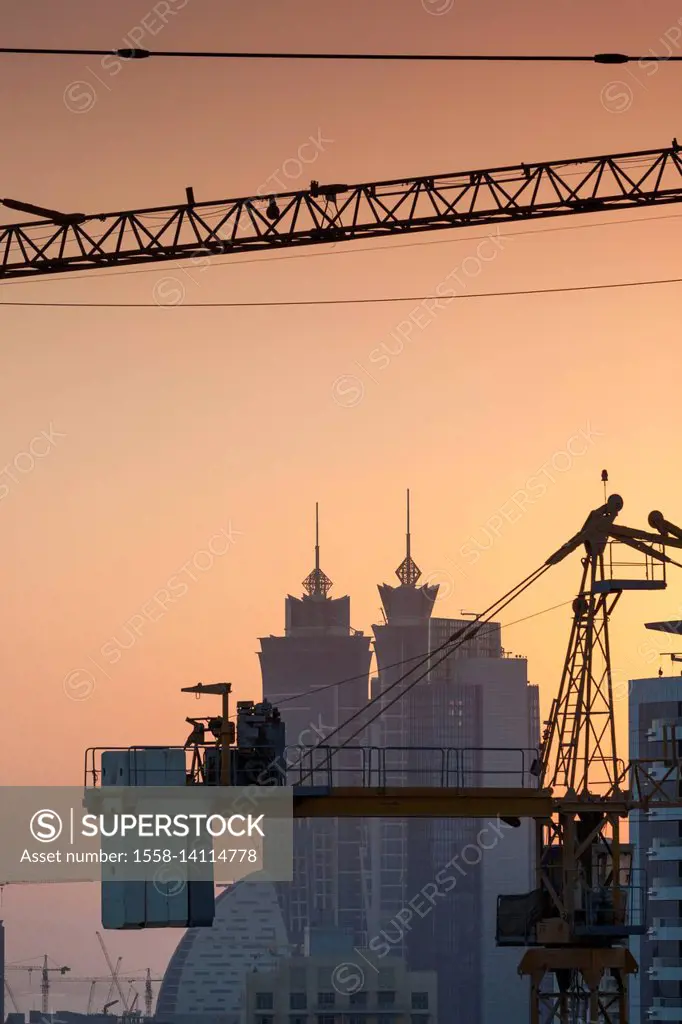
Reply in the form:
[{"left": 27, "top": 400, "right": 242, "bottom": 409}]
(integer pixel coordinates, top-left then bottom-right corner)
[
  {"left": 601, "top": 468, "right": 608, "bottom": 503},
  {"left": 302, "top": 502, "right": 333, "bottom": 598},
  {"left": 396, "top": 488, "right": 421, "bottom": 587}
]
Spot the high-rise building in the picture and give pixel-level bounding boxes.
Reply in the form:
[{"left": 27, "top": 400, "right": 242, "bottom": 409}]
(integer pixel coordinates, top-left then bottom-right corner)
[
  {"left": 258, "top": 506, "right": 373, "bottom": 946},
  {"left": 629, "top": 668, "right": 682, "bottom": 1022},
  {"left": 369, "top": 493, "right": 539, "bottom": 1024}
]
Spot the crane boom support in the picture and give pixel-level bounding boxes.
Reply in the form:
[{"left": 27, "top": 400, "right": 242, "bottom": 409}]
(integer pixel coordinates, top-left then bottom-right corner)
[{"left": 2, "top": 143, "right": 682, "bottom": 279}]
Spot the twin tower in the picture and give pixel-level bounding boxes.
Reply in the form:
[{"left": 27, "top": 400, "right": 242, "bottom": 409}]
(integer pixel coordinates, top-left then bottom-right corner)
[{"left": 256, "top": 494, "right": 539, "bottom": 1024}]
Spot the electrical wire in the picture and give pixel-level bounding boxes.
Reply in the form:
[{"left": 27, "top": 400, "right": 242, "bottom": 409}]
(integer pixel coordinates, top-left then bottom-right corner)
[
  {"left": 0, "top": 48, "right": 680, "bottom": 62},
  {"left": 294, "top": 561, "right": 553, "bottom": 784},
  {"left": 3, "top": 274, "right": 682, "bottom": 307},
  {"left": 274, "top": 598, "right": 572, "bottom": 707}
]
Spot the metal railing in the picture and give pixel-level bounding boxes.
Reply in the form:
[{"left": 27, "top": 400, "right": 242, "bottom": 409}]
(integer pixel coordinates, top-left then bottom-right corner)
[
  {"left": 285, "top": 744, "right": 540, "bottom": 788},
  {"left": 84, "top": 743, "right": 540, "bottom": 790},
  {"left": 578, "top": 883, "right": 646, "bottom": 935}
]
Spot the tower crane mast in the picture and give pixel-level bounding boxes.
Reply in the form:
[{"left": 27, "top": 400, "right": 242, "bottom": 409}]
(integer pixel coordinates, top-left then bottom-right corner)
[
  {"left": 499, "top": 496, "right": 682, "bottom": 1022},
  {"left": 1, "top": 141, "right": 682, "bottom": 279},
  {"left": 5, "top": 957, "right": 71, "bottom": 1015}
]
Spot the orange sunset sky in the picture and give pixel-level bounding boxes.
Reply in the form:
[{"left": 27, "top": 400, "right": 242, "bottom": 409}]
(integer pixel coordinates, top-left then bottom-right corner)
[{"left": 2, "top": 0, "right": 682, "bottom": 1001}]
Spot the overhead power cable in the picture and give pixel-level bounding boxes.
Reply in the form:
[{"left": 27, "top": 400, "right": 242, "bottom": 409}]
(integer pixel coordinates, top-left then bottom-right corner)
[
  {"left": 0, "top": 48, "right": 679, "bottom": 63},
  {"left": 3, "top": 275, "right": 682, "bottom": 308},
  {"left": 294, "top": 560, "right": 553, "bottom": 784}
]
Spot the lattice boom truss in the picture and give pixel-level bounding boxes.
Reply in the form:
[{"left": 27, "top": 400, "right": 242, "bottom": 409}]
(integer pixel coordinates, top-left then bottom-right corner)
[{"left": 2, "top": 144, "right": 682, "bottom": 278}]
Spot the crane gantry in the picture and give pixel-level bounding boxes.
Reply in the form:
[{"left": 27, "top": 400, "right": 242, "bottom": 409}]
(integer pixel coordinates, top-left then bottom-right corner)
[{"left": 0, "top": 140, "right": 682, "bottom": 279}]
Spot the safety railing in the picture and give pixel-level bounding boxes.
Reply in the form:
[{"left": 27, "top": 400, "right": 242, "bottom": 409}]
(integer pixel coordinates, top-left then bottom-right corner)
[
  {"left": 497, "top": 880, "right": 646, "bottom": 945},
  {"left": 85, "top": 744, "right": 541, "bottom": 790},
  {"left": 284, "top": 744, "right": 540, "bottom": 788},
  {"left": 577, "top": 881, "right": 647, "bottom": 936}
]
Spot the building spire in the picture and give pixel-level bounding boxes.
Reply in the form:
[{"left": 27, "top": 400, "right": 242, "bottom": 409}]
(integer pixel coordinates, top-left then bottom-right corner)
[
  {"left": 302, "top": 502, "right": 333, "bottom": 598},
  {"left": 395, "top": 488, "right": 422, "bottom": 587}
]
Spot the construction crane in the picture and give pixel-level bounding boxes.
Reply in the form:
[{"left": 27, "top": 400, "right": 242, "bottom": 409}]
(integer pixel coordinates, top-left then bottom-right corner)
[
  {"left": 56, "top": 970, "right": 161, "bottom": 1012},
  {"left": 96, "top": 932, "right": 130, "bottom": 1014},
  {"left": 90, "top": 492, "right": 682, "bottom": 1024},
  {"left": 5, "top": 956, "right": 71, "bottom": 1015},
  {"left": 145, "top": 968, "right": 154, "bottom": 1018},
  {"left": 0, "top": 141, "right": 681, "bottom": 279},
  {"left": 0, "top": 880, "right": 64, "bottom": 905}
]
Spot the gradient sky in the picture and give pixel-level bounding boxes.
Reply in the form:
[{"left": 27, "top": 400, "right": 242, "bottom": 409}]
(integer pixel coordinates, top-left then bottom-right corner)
[{"left": 3, "top": 0, "right": 682, "bottom": 1005}]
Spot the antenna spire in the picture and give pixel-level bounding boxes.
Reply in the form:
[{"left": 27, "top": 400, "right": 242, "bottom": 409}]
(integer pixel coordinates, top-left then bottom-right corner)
[
  {"left": 396, "top": 488, "right": 421, "bottom": 587},
  {"left": 303, "top": 502, "right": 333, "bottom": 597},
  {"left": 315, "top": 501, "right": 320, "bottom": 572}
]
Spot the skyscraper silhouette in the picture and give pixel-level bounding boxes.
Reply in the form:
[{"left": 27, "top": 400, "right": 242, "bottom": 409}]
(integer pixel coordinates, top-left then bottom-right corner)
[
  {"left": 259, "top": 506, "right": 373, "bottom": 946},
  {"left": 370, "top": 492, "right": 538, "bottom": 1024}
]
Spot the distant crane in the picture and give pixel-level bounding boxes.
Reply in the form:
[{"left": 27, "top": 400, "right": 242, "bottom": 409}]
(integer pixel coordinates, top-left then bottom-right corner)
[
  {"left": 96, "top": 932, "right": 130, "bottom": 1013},
  {"left": 104, "top": 956, "right": 123, "bottom": 1012},
  {"left": 5, "top": 956, "right": 70, "bottom": 1015},
  {"left": 0, "top": 880, "right": 61, "bottom": 906},
  {"left": 145, "top": 968, "right": 154, "bottom": 1018},
  {"left": 56, "top": 970, "right": 161, "bottom": 1017}
]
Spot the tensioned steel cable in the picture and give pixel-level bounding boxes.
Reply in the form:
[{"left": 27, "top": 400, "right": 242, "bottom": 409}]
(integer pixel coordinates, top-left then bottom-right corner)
[
  {"left": 293, "top": 559, "right": 553, "bottom": 785},
  {"left": 313, "top": 567, "right": 553, "bottom": 762},
  {"left": 212, "top": 599, "right": 571, "bottom": 730},
  {"left": 274, "top": 599, "right": 571, "bottom": 707}
]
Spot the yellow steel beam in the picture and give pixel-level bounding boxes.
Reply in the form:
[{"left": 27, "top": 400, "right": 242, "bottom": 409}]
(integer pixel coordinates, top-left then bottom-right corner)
[
  {"left": 292, "top": 787, "right": 554, "bottom": 818},
  {"left": 291, "top": 787, "right": 659, "bottom": 817}
]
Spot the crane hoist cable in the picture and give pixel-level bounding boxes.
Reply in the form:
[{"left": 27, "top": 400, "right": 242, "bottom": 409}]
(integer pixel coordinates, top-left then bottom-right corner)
[
  {"left": 275, "top": 598, "right": 572, "bottom": 707},
  {"left": 294, "top": 559, "right": 553, "bottom": 784},
  {"left": 208, "top": 599, "right": 572, "bottom": 728}
]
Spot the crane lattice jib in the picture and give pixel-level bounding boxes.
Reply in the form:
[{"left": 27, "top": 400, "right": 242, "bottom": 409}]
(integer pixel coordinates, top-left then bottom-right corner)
[{"left": 1, "top": 143, "right": 682, "bottom": 278}]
